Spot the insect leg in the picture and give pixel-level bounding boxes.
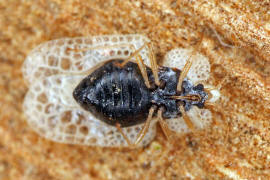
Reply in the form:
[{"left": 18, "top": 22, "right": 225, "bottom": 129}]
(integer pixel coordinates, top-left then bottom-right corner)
[
  {"left": 157, "top": 108, "right": 173, "bottom": 142},
  {"left": 64, "top": 43, "right": 138, "bottom": 76},
  {"left": 176, "top": 32, "right": 204, "bottom": 92},
  {"left": 133, "top": 106, "right": 156, "bottom": 146},
  {"left": 122, "top": 42, "right": 161, "bottom": 86},
  {"left": 119, "top": 43, "right": 152, "bottom": 88},
  {"left": 204, "top": 77, "right": 228, "bottom": 94},
  {"left": 176, "top": 55, "right": 194, "bottom": 91},
  {"left": 179, "top": 105, "right": 195, "bottom": 131},
  {"left": 70, "top": 42, "right": 153, "bottom": 88},
  {"left": 83, "top": 43, "right": 145, "bottom": 69},
  {"left": 146, "top": 42, "right": 160, "bottom": 86},
  {"left": 216, "top": 76, "right": 229, "bottom": 90},
  {"left": 135, "top": 55, "right": 151, "bottom": 88},
  {"left": 115, "top": 106, "right": 156, "bottom": 147},
  {"left": 204, "top": 102, "right": 216, "bottom": 108},
  {"left": 125, "top": 43, "right": 148, "bottom": 61},
  {"left": 116, "top": 123, "right": 133, "bottom": 146}
]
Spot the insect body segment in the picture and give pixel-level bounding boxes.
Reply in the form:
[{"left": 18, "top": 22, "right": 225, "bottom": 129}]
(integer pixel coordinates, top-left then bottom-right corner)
[
  {"left": 151, "top": 66, "right": 208, "bottom": 117},
  {"left": 22, "top": 35, "right": 219, "bottom": 147},
  {"left": 73, "top": 59, "right": 208, "bottom": 129},
  {"left": 73, "top": 59, "right": 152, "bottom": 127}
]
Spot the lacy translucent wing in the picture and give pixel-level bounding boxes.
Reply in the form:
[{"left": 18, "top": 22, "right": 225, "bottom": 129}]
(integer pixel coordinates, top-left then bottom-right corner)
[
  {"left": 165, "top": 107, "right": 212, "bottom": 133},
  {"left": 22, "top": 35, "right": 157, "bottom": 147},
  {"left": 163, "top": 48, "right": 210, "bottom": 84},
  {"left": 163, "top": 48, "right": 212, "bottom": 133},
  {"left": 22, "top": 35, "right": 151, "bottom": 83},
  {"left": 23, "top": 75, "right": 156, "bottom": 147}
]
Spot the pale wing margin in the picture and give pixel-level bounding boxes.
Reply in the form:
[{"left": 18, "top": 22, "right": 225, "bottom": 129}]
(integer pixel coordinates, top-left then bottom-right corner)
[
  {"left": 22, "top": 35, "right": 151, "bottom": 84},
  {"left": 22, "top": 34, "right": 155, "bottom": 147},
  {"left": 23, "top": 74, "right": 156, "bottom": 147}
]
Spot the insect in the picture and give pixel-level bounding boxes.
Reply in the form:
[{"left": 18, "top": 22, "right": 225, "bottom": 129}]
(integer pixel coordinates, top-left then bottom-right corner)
[{"left": 22, "top": 34, "right": 220, "bottom": 147}]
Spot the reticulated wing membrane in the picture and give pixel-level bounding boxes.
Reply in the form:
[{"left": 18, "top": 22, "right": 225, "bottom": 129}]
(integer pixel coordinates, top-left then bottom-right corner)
[
  {"left": 22, "top": 35, "right": 156, "bottom": 147},
  {"left": 22, "top": 35, "right": 151, "bottom": 84},
  {"left": 23, "top": 75, "right": 156, "bottom": 147},
  {"left": 165, "top": 106, "right": 212, "bottom": 133},
  {"left": 165, "top": 117, "right": 189, "bottom": 133},
  {"left": 163, "top": 48, "right": 210, "bottom": 84},
  {"left": 186, "top": 106, "right": 212, "bottom": 129}
]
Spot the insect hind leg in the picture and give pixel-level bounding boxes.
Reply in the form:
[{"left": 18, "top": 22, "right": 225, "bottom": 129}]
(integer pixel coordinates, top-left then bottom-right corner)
[
  {"left": 116, "top": 123, "right": 133, "bottom": 146},
  {"left": 71, "top": 41, "right": 160, "bottom": 89},
  {"left": 115, "top": 106, "right": 156, "bottom": 148},
  {"left": 121, "top": 42, "right": 160, "bottom": 88},
  {"left": 133, "top": 106, "right": 156, "bottom": 146},
  {"left": 119, "top": 43, "right": 156, "bottom": 88}
]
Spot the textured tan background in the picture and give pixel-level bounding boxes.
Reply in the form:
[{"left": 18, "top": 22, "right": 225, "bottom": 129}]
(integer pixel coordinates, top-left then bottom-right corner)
[{"left": 1, "top": 0, "right": 270, "bottom": 179}]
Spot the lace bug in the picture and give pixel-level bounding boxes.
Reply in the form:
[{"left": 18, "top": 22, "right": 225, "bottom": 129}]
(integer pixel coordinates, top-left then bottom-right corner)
[{"left": 22, "top": 35, "right": 220, "bottom": 147}]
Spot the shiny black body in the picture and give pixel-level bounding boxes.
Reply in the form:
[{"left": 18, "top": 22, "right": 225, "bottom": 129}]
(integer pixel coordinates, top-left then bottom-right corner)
[{"left": 73, "top": 59, "right": 208, "bottom": 127}]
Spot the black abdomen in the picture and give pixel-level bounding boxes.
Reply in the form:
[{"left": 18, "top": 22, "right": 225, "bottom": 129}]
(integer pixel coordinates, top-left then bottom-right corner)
[{"left": 73, "top": 60, "right": 152, "bottom": 127}]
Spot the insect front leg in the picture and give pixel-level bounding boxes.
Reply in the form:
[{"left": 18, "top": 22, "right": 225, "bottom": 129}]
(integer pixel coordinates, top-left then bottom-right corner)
[
  {"left": 176, "top": 55, "right": 195, "bottom": 92},
  {"left": 176, "top": 32, "right": 205, "bottom": 92}
]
